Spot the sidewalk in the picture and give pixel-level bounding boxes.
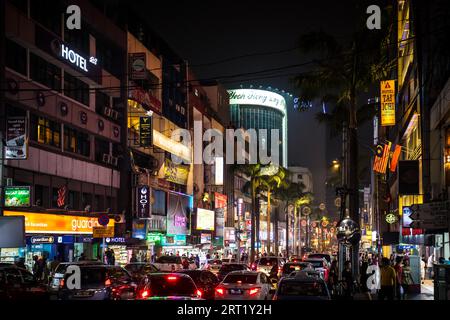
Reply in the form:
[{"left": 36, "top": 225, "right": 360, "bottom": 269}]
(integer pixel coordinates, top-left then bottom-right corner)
[{"left": 405, "top": 280, "right": 434, "bottom": 300}]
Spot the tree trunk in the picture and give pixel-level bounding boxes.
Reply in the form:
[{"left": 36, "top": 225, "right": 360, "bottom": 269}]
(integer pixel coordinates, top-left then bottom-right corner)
[{"left": 267, "top": 189, "right": 271, "bottom": 254}]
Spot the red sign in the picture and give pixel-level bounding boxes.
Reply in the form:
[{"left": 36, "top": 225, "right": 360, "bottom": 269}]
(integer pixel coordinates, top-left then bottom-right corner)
[
  {"left": 129, "top": 87, "right": 162, "bottom": 114},
  {"left": 129, "top": 53, "right": 146, "bottom": 80},
  {"left": 301, "top": 220, "right": 307, "bottom": 227}
]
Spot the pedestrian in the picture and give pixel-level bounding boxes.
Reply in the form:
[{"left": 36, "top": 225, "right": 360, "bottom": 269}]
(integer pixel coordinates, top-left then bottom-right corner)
[
  {"left": 360, "top": 259, "right": 370, "bottom": 298},
  {"left": 378, "top": 257, "right": 396, "bottom": 300},
  {"left": 110, "top": 249, "right": 115, "bottom": 265},
  {"left": 427, "top": 254, "right": 434, "bottom": 279},
  {"left": 195, "top": 254, "right": 200, "bottom": 268},
  {"left": 420, "top": 256, "right": 426, "bottom": 283},
  {"left": 130, "top": 253, "right": 138, "bottom": 263},
  {"left": 328, "top": 260, "right": 338, "bottom": 296},
  {"left": 182, "top": 257, "right": 189, "bottom": 270},
  {"left": 342, "top": 261, "right": 354, "bottom": 299},
  {"left": 50, "top": 255, "right": 60, "bottom": 273},
  {"left": 394, "top": 256, "right": 403, "bottom": 300}
]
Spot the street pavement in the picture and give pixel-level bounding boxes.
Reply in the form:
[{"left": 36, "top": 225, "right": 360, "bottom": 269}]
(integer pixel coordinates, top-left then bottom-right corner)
[{"left": 352, "top": 280, "right": 434, "bottom": 300}]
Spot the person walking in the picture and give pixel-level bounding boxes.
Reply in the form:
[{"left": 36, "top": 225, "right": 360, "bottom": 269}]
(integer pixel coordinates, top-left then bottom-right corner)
[
  {"left": 393, "top": 256, "right": 403, "bottom": 300},
  {"left": 342, "top": 261, "right": 354, "bottom": 299},
  {"left": 378, "top": 257, "right": 397, "bottom": 300},
  {"left": 328, "top": 260, "right": 339, "bottom": 297},
  {"left": 130, "top": 253, "right": 138, "bottom": 263},
  {"left": 427, "top": 254, "right": 435, "bottom": 279}
]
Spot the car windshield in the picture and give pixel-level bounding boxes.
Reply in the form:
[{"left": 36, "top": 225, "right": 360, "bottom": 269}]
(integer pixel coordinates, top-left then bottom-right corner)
[
  {"left": 283, "top": 264, "right": 310, "bottom": 273},
  {"left": 308, "top": 254, "right": 330, "bottom": 262},
  {"left": 74, "top": 267, "right": 107, "bottom": 288},
  {"left": 305, "top": 260, "right": 323, "bottom": 268},
  {"left": 148, "top": 275, "right": 197, "bottom": 297},
  {"left": 279, "top": 281, "right": 327, "bottom": 296},
  {"left": 156, "top": 256, "right": 181, "bottom": 264},
  {"left": 219, "top": 264, "right": 246, "bottom": 272},
  {"left": 223, "top": 274, "right": 257, "bottom": 284},
  {"left": 259, "top": 258, "right": 278, "bottom": 266}
]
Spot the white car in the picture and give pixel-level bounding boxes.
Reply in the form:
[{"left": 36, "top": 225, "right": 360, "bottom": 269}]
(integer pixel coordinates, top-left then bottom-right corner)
[
  {"left": 215, "top": 271, "right": 272, "bottom": 300},
  {"left": 153, "top": 256, "right": 196, "bottom": 271}
]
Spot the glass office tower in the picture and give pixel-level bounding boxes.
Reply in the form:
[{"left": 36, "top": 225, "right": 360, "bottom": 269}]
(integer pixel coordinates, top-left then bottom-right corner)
[{"left": 228, "top": 88, "right": 288, "bottom": 167}]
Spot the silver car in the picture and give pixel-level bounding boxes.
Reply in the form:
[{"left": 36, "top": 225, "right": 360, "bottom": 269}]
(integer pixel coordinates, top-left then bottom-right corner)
[{"left": 215, "top": 271, "right": 271, "bottom": 300}]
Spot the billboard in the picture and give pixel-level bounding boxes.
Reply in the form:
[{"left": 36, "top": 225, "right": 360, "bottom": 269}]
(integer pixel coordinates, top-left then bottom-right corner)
[
  {"left": 164, "top": 158, "right": 189, "bottom": 185},
  {"left": 166, "top": 192, "right": 192, "bottom": 235},
  {"left": 5, "top": 117, "right": 28, "bottom": 160},
  {"left": 129, "top": 52, "right": 146, "bottom": 80},
  {"left": 151, "top": 189, "right": 166, "bottom": 216},
  {"left": 3, "top": 211, "right": 114, "bottom": 234},
  {"left": 402, "top": 206, "right": 413, "bottom": 228},
  {"left": 380, "top": 80, "right": 396, "bottom": 126},
  {"left": 0, "top": 216, "right": 26, "bottom": 248},
  {"left": 139, "top": 116, "right": 152, "bottom": 147},
  {"left": 214, "top": 193, "right": 227, "bottom": 237},
  {"left": 228, "top": 89, "right": 286, "bottom": 114},
  {"left": 196, "top": 208, "right": 215, "bottom": 231},
  {"left": 136, "top": 185, "right": 150, "bottom": 218},
  {"left": 4, "top": 186, "right": 31, "bottom": 207}
]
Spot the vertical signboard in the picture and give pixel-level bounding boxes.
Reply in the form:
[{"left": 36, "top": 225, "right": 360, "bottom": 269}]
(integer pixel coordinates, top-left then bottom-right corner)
[
  {"left": 166, "top": 192, "right": 192, "bottom": 235},
  {"left": 137, "top": 185, "right": 151, "bottom": 218},
  {"left": 214, "top": 193, "right": 227, "bottom": 238},
  {"left": 139, "top": 116, "right": 152, "bottom": 147},
  {"left": 380, "top": 80, "right": 396, "bottom": 126},
  {"left": 129, "top": 52, "right": 147, "bottom": 80},
  {"left": 5, "top": 117, "right": 27, "bottom": 159}
]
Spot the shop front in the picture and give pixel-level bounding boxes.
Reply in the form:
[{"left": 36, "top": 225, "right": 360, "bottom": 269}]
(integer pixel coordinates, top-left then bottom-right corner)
[{"left": 3, "top": 210, "right": 115, "bottom": 268}]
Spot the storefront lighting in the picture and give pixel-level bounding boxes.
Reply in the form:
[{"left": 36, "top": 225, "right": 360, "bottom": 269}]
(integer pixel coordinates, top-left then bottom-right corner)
[{"left": 446, "top": 154, "right": 450, "bottom": 164}]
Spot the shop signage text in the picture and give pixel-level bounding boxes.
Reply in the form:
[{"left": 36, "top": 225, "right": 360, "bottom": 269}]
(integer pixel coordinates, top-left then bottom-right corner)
[
  {"left": 31, "top": 236, "right": 54, "bottom": 244},
  {"left": 137, "top": 185, "right": 151, "bottom": 218},
  {"left": 380, "top": 80, "right": 396, "bottom": 126},
  {"left": 5, "top": 117, "right": 27, "bottom": 160}
]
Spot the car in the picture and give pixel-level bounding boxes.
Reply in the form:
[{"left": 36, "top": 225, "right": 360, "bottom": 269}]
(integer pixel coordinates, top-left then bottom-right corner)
[
  {"left": 251, "top": 256, "right": 285, "bottom": 277},
  {"left": 302, "top": 258, "right": 329, "bottom": 281},
  {"left": 281, "top": 262, "right": 314, "bottom": 278},
  {"left": 0, "top": 263, "right": 49, "bottom": 300},
  {"left": 136, "top": 273, "right": 203, "bottom": 300},
  {"left": 217, "top": 263, "right": 250, "bottom": 281},
  {"left": 307, "top": 253, "right": 332, "bottom": 264},
  {"left": 48, "top": 260, "right": 105, "bottom": 295},
  {"left": 57, "top": 265, "right": 136, "bottom": 300},
  {"left": 289, "top": 255, "right": 303, "bottom": 263},
  {"left": 124, "top": 263, "right": 159, "bottom": 282},
  {"left": 215, "top": 271, "right": 272, "bottom": 300},
  {"left": 203, "top": 259, "right": 222, "bottom": 275},
  {"left": 177, "top": 270, "right": 220, "bottom": 300},
  {"left": 221, "top": 258, "right": 236, "bottom": 264},
  {"left": 273, "top": 272, "right": 331, "bottom": 300},
  {"left": 152, "top": 256, "right": 183, "bottom": 271}
]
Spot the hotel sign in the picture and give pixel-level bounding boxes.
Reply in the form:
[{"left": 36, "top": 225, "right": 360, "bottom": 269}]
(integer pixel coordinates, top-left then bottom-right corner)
[{"left": 380, "top": 80, "right": 396, "bottom": 126}]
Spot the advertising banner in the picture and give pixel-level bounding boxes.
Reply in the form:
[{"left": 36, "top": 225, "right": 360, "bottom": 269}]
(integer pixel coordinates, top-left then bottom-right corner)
[
  {"left": 4, "top": 211, "right": 115, "bottom": 234},
  {"left": 4, "top": 186, "right": 31, "bottom": 207},
  {"left": 129, "top": 52, "right": 146, "bottom": 80},
  {"left": 5, "top": 117, "right": 27, "bottom": 160},
  {"left": 132, "top": 219, "right": 148, "bottom": 240},
  {"left": 93, "top": 226, "right": 114, "bottom": 238},
  {"left": 214, "top": 193, "right": 227, "bottom": 237},
  {"left": 166, "top": 192, "right": 192, "bottom": 235},
  {"left": 380, "top": 80, "right": 396, "bottom": 126},
  {"left": 139, "top": 116, "right": 152, "bottom": 147},
  {"left": 164, "top": 158, "right": 189, "bottom": 185},
  {"left": 196, "top": 208, "right": 215, "bottom": 231}
]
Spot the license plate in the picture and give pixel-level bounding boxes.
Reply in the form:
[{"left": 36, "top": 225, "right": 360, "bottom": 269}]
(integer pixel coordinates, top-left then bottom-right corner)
[
  {"left": 230, "top": 289, "right": 242, "bottom": 295},
  {"left": 74, "top": 291, "right": 93, "bottom": 297}
]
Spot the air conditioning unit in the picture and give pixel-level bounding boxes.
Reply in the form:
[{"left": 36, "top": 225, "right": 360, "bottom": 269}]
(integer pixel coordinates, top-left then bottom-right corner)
[
  {"left": 102, "top": 153, "right": 111, "bottom": 164},
  {"left": 110, "top": 110, "right": 119, "bottom": 120},
  {"left": 103, "top": 107, "right": 112, "bottom": 117},
  {"left": 110, "top": 156, "right": 118, "bottom": 166}
]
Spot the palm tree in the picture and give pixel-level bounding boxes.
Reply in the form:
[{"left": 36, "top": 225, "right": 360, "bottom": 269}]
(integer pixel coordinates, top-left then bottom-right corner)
[
  {"left": 292, "top": 19, "right": 393, "bottom": 275},
  {"left": 274, "top": 181, "right": 306, "bottom": 258},
  {"left": 259, "top": 166, "right": 288, "bottom": 254}
]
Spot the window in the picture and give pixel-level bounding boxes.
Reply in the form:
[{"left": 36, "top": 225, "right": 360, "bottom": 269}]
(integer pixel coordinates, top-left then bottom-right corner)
[
  {"left": 96, "top": 38, "right": 123, "bottom": 78},
  {"left": 30, "top": 0, "right": 62, "bottom": 36},
  {"left": 64, "top": 126, "right": 90, "bottom": 157},
  {"left": 94, "top": 195, "right": 104, "bottom": 211},
  {"left": 95, "top": 137, "right": 110, "bottom": 163},
  {"left": 64, "top": 72, "right": 89, "bottom": 105},
  {"left": 95, "top": 91, "right": 111, "bottom": 114},
  {"left": 68, "top": 191, "right": 80, "bottom": 210},
  {"left": 30, "top": 53, "right": 61, "bottom": 91},
  {"left": 34, "top": 184, "right": 49, "bottom": 208},
  {"left": 31, "top": 115, "right": 61, "bottom": 148},
  {"left": 82, "top": 192, "right": 92, "bottom": 209},
  {"left": 6, "top": 39, "right": 27, "bottom": 75},
  {"left": 52, "top": 188, "right": 59, "bottom": 208}
]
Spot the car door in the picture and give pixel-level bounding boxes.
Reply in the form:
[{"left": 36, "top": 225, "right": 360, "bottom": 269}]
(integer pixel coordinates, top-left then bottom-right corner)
[
  {"left": 5, "top": 268, "right": 23, "bottom": 299},
  {"left": 203, "top": 271, "right": 219, "bottom": 299}
]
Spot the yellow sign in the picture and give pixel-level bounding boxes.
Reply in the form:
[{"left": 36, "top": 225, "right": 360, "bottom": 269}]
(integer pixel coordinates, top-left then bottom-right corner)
[
  {"left": 4, "top": 211, "right": 115, "bottom": 234},
  {"left": 164, "top": 158, "right": 189, "bottom": 185},
  {"left": 93, "top": 226, "right": 115, "bottom": 238},
  {"left": 380, "top": 80, "right": 396, "bottom": 126}
]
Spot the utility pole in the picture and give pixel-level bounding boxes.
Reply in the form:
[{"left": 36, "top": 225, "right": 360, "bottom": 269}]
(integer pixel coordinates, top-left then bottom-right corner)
[{"left": 0, "top": 0, "right": 6, "bottom": 217}]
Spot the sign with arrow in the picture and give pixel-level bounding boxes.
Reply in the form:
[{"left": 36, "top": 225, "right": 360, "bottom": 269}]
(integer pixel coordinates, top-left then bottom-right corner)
[{"left": 408, "top": 201, "right": 449, "bottom": 230}]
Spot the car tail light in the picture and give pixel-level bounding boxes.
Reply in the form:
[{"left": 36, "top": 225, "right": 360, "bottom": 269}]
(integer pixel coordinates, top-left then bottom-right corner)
[
  {"left": 140, "top": 289, "right": 150, "bottom": 299},
  {"left": 105, "top": 279, "right": 112, "bottom": 286},
  {"left": 167, "top": 276, "right": 178, "bottom": 281},
  {"left": 215, "top": 287, "right": 225, "bottom": 295},
  {"left": 249, "top": 288, "right": 260, "bottom": 295},
  {"left": 196, "top": 289, "right": 203, "bottom": 298},
  {"left": 278, "top": 266, "right": 282, "bottom": 272},
  {"left": 59, "top": 279, "right": 65, "bottom": 288}
]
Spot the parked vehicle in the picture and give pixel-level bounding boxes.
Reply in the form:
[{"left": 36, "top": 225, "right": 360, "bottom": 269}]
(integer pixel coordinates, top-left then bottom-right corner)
[
  {"left": 136, "top": 273, "right": 202, "bottom": 300},
  {"left": 57, "top": 265, "right": 136, "bottom": 300},
  {"left": 177, "top": 270, "right": 219, "bottom": 299},
  {"left": 0, "top": 263, "right": 49, "bottom": 300},
  {"left": 215, "top": 271, "right": 272, "bottom": 300}
]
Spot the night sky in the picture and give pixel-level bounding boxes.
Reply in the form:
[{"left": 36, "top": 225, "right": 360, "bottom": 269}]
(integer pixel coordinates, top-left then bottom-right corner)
[{"left": 143, "top": 1, "right": 366, "bottom": 204}]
